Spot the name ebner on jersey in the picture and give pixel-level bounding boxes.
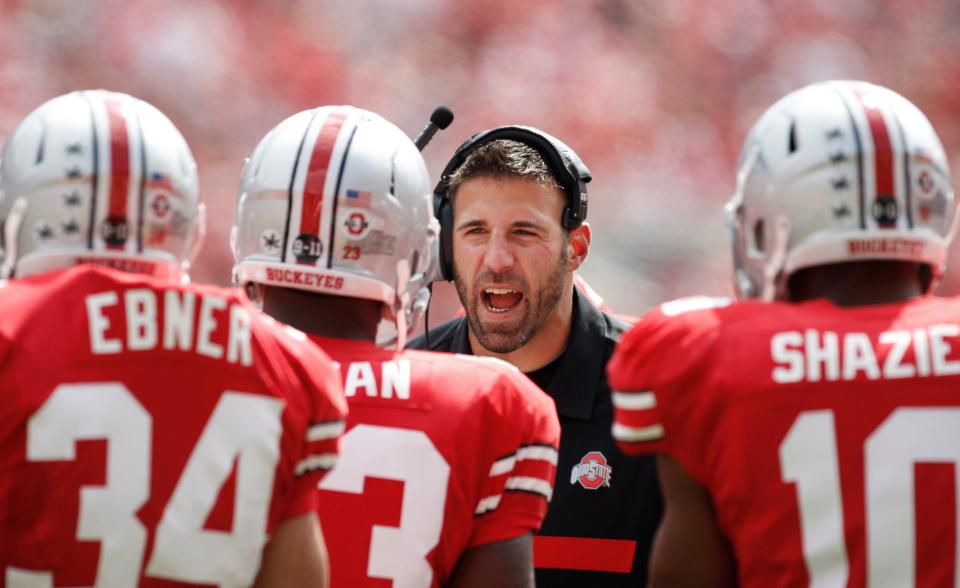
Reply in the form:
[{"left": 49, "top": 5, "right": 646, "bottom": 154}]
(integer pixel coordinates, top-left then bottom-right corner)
[{"left": 85, "top": 288, "right": 253, "bottom": 365}]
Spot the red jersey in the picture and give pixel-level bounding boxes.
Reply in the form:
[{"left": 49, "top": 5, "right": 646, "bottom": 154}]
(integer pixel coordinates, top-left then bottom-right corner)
[
  {"left": 0, "top": 266, "right": 347, "bottom": 587},
  {"left": 609, "top": 295, "right": 960, "bottom": 588},
  {"left": 311, "top": 336, "right": 560, "bottom": 587}
]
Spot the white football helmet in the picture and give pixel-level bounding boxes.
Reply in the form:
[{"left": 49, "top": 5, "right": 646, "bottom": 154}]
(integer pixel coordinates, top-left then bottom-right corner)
[
  {"left": 0, "top": 90, "right": 203, "bottom": 281},
  {"left": 233, "top": 106, "right": 437, "bottom": 348},
  {"left": 727, "top": 80, "right": 957, "bottom": 300}
]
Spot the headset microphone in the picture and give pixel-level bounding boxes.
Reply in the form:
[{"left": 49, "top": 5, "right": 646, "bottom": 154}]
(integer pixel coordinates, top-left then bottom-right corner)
[
  {"left": 414, "top": 106, "right": 455, "bottom": 151},
  {"left": 415, "top": 106, "right": 454, "bottom": 349}
]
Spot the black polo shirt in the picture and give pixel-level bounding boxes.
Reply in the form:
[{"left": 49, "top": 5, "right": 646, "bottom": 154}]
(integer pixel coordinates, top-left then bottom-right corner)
[{"left": 409, "top": 289, "right": 662, "bottom": 587}]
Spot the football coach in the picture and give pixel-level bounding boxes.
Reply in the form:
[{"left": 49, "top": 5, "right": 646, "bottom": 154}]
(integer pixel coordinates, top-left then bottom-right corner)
[{"left": 409, "top": 126, "right": 662, "bottom": 587}]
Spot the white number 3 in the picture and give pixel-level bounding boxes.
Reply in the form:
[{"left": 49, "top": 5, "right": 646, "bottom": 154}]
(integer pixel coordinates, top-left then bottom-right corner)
[
  {"left": 319, "top": 425, "right": 450, "bottom": 588},
  {"left": 12, "top": 382, "right": 283, "bottom": 588}
]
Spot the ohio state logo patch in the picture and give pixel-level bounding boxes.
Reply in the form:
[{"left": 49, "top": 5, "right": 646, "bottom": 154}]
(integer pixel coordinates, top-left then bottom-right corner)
[{"left": 570, "top": 451, "right": 612, "bottom": 490}]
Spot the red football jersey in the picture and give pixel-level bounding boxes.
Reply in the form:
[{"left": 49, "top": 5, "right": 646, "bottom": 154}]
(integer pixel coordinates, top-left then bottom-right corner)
[
  {"left": 609, "top": 295, "right": 960, "bottom": 588},
  {"left": 0, "top": 266, "right": 347, "bottom": 587},
  {"left": 311, "top": 336, "right": 560, "bottom": 588}
]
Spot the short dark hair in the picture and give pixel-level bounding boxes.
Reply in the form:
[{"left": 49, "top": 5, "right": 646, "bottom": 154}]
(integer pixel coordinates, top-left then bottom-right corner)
[{"left": 447, "top": 139, "right": 562, "bottom": 199}]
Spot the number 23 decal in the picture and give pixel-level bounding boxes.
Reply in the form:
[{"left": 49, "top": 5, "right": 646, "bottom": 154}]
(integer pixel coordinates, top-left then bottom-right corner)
[{"left": 343, "top": 245, "right": 362, "bottom": 260}]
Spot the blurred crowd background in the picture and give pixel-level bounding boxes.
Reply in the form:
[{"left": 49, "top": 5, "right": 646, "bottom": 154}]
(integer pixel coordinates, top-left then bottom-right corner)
[{"left": 2, "top": 0, "right": 960, "bottom": 322}]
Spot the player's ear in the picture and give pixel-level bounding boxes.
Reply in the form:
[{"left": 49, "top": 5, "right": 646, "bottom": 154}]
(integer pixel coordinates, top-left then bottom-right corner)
[
  {"left": 567, "top": 222, "right": 591, "bottom": 271},
  {"left": 244, "top": 281, "right": 265, "bottom": 306}
]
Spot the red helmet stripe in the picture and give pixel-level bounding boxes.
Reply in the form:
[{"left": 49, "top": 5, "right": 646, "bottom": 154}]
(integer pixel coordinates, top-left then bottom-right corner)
[
  {"left": 853, "top": 87, "right": 897, "bottom": 228},
  {"left": 297, "top": 110, "right": 348, "bottom": 264},
  {"left": 103, "top": 95, "right": 132, "bottom": 249}
]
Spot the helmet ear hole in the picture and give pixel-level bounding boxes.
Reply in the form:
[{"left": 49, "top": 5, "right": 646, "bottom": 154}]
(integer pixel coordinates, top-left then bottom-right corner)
[
  {"left": 753, "top": 219, "right": 765, "bottom": 253},
  {"left": 410, "top": 250, "right": 420, "bottom": 276},
  {"left": 244, "top": 281, "right": 262, "bottom": 303},
  {"left": 919, "top": 263, "right": 933, "bottom": 293},
  {"left": 787, "top": 120, "right": 798, "bottom": 155}
]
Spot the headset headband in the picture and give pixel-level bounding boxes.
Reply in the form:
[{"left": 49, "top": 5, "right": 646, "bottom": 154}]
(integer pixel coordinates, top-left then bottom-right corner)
[
  {"left": 434, "top": 125, "right": 591, "bottom": 229},
  {"left": 432, "top": 125, "right": 591, "bottom": 282}
]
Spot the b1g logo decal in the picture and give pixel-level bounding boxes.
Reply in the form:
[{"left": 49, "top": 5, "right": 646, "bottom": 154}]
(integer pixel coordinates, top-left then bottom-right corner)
[
  {"left": 101, "top": 216, "right": 129, "bottom": 246},
  {"left": 570, "top": 451, "right": 612, "bottom": 490},
  {"left": 150, "top": 193, "right": 171, "bottom": 219},
  {"left": 292, "top": 233, "right": 323, "bottom": 263},
  {"left": 872, "top": 195, "right": 898, "bottom": 227}
]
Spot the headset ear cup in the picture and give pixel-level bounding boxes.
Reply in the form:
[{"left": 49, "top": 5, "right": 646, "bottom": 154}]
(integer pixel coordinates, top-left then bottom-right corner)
[{"left": 438, "top": 196, "right": 455, "bottom": 281}]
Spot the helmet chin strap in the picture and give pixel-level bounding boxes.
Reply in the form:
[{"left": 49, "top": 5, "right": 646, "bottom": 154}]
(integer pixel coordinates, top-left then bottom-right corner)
[
  {"left": 228, "top": 224, "right": 240, "bottom": 287},
  {"left": 727, "top": 208, "right": 757, "bottom": 299},
  {"left": 0, "top": 198, "right": 27, "bottom": 280},
  {"left": 726, "top": 146, "right": 762, "bottom": 299},
  {"left": 763, "top": 215, "right": 792, "bottom": 301},
  {"left": 392, "top": 259, "right": 412, "bottom": 350}
]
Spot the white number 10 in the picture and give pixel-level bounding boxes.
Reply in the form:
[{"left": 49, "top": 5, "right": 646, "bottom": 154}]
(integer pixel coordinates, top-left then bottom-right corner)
[
  {"left": 12, "top": 382, "right": 283, "bottom": 588},
  {"left": 780, "top": 407, "right": 960, "bottom": 588}
]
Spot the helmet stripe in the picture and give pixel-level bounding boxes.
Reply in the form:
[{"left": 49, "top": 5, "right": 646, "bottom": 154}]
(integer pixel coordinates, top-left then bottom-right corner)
[
  {"left": 281, "top": 110, "right": 321, "bottom": 264},
  {"left": 832, "top": 84, "right": 867, "bottom": 229},
  {"left": 103, "top": 95, "right": 132, "bottom": 249},
  {"left": 134, "top": 105, "right": 148, "bottom": 253},
  {"left": 83, "top": 93, "right": 101, "bottom": 249},
  {"left": 297, "top": 110, "right": 348, "bottom": 265},
  {"left": 889, "top": 111, "right": 914, "bottom": 228},
  {"left": 325, "top": 121, "right": 360, "bottom": 268},
  {"left": 852, "top": 87, "right": 898, "bottom": 228}
]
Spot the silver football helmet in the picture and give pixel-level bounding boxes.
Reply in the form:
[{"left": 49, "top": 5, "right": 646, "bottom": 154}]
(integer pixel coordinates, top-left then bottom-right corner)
[
  {"left": 0, "top": 90, "right": 203, "bottom": 281},
  {"left": 727, "top": 80, "right": 956, "bottom": 300},
  {"left": 233, "top": 106, "right": 437, "bottom": 348}
]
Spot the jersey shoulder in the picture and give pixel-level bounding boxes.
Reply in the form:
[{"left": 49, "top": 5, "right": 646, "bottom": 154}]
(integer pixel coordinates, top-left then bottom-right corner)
[
  {"left": 402, "top": 349, "right": 559, "bottom": 439},
  {"left": 609, "top": 296, "right": 744, "bottom": 393},
  {"left": 4, "top": 266, "right": 340, "bottom": 385},
  {"left": 413, "top": 349, "right": 552, "bottom": 404}
]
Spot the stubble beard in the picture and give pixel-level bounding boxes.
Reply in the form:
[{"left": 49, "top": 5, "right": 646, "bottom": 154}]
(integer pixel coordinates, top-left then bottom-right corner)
[{"left": 455, "top": 248, "right": 568, "bottom": 354}]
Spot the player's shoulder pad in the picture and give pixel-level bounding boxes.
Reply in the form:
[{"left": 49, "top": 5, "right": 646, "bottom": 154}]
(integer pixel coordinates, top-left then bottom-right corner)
[
  {"left": 609, "top": 296, "right": 733, "bottom": 393},
  {"left": 405, "top": 348, "right": 522, "bottom": 377},
  {"left": 412, "top": 349, "right": 555, "bottom": 413}
]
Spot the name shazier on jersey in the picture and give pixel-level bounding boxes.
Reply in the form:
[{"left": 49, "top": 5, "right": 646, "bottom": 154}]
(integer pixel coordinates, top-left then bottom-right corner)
[{"left": 771, "top": 324, "right": 960, "bottom": 383}]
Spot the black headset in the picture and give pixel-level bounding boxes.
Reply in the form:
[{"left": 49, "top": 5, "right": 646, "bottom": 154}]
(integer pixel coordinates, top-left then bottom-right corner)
[{"left": 433, "top": 125, "right": 592, "bottom": 281}]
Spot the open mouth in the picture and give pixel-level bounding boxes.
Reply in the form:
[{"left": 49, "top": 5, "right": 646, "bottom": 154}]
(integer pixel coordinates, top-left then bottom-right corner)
[{"left": 482, "top": 288, "right": 524, "bottom": 314}]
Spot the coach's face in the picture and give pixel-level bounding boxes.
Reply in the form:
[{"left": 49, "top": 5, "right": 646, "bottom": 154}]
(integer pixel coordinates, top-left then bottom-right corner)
[{"left": 452, "top": 176, "right": 587, "bottom": 353}]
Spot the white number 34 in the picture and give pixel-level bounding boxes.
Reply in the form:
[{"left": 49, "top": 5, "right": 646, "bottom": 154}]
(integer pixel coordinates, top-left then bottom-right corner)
[{"left": 7, "top": 382, "right": 284, "bottom": 588}]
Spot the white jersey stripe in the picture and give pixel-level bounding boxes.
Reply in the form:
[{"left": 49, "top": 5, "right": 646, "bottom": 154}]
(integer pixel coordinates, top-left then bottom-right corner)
[
  {"left": 6, "top": 568, "right": 53, "bottom": 588},
  {"left": 505, "top": 476, "right": 553, "bottom": 501},
  {"left": 489, "top": 456, "right": 516, "bottom": 477},
  {"left": 488, "top": 445, "right": 560, "bottom": 476},
  {"left": 518, "top": 445, "right": 559, "bottom": 464},
  {"left": 307, "top": 420, "right": 346, "bottom": 442},
  {"left": 612, "top": 390, "right": 657, "bottom": 411},
  {"left": 612, "top": 422, "right": 665, "bottom": 443},
  {"left": 474, "top": 494, "right": 502, "bottom": 515},
  {"left": 296, "top": 453, "right": 338, "bottom": 476}
]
